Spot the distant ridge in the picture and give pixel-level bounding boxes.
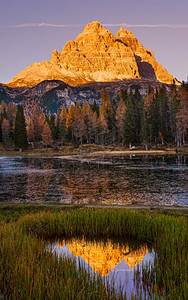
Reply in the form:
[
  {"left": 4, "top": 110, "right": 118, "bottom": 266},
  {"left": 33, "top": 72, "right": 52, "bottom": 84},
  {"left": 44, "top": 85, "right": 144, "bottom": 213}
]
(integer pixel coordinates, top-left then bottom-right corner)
[{"left": 6, "top": 21, "right": 179, "bottom": 88}]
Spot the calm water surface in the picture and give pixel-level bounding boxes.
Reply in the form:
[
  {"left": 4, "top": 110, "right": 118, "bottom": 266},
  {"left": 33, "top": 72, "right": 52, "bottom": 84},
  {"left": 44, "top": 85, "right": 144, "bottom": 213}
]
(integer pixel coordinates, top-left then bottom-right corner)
[
  {"left": 51, "top": 237, "right": 154, "bottom": 298},
  {"left": 0, "top": 155, "right": 187, "bottom": 206}
]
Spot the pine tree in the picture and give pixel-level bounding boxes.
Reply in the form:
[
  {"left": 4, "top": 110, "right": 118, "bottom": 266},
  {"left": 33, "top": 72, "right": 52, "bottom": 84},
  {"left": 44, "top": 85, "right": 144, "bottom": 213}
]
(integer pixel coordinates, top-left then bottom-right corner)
[
  {"left": 168, "top": 85, "right": 178, "bottom": 142},
  {"left": 119, "top": 89, "right": 129, "bottom": 105},
  {"left": 140, "top": 104, "right": 149, "bottom": 150},
  {"left": 7, "top": 102, "right": 17, "bottom": 128},
  {"left": 91, "top": 100, "right": 99, "bottom": 116},
  {"left": 124, "top": 97, "right": 136, "bottom": 147},
  {"left": 157, "top": 86, "right": 170, "bottom": 144},
  {"left": 148, "top": 90, "right": 159, "bottom": 143},
  {"left": 144, "top": 86, "right": 154, "bottom": 113},
  {"left": 176, "top": 84, "right": 188, "bottom": 147},
  {"left": 14, "top": 104, "right": 28, "bottom": 150}
]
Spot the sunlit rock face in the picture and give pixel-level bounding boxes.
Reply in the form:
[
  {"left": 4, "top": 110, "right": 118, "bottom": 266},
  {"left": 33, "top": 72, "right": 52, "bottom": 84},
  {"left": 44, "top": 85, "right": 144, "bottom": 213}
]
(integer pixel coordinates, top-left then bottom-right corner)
[
  {"left": 58, "top": 239, "right": 148, "bottom": 276},
  {"left": 116, "top": 27, "right": 177, "bottom": 84},
  {"left": 7, "top": 21, "right": 179, "bottom": 88}
]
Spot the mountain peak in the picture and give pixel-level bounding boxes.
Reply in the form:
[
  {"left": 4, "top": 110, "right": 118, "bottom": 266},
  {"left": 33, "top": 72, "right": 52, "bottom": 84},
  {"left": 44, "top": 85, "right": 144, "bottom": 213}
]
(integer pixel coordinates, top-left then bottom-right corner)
[
  {"left": 6, "top": 21, "right": 179, "bottom": 88},
  {"left": 83, "top": 21, "right": 103, "bottom": 32}
]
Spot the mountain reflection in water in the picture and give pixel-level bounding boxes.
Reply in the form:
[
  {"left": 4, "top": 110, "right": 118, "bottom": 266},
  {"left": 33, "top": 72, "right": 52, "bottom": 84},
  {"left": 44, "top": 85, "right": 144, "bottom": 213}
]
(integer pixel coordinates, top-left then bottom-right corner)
[
  {"left": 0, "top": 155, "right": 187, "bottom": 206},
  {"left": 51, "top": 238, "right": 155, "bottom": 297}
]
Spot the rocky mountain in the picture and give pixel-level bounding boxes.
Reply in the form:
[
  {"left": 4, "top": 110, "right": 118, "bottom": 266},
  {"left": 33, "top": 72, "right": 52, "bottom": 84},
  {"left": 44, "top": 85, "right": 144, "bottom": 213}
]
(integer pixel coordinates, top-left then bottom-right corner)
[
  {"left": 6, "top": 21, "right": 179, "bottom": 88},
  {"left": 0, "top": 78, "right": 172, "bottom": 113}
]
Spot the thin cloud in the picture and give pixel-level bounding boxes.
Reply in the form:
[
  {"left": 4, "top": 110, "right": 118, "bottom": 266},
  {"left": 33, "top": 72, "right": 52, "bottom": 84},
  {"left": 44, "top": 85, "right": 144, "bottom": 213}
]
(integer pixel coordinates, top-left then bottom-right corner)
[
  {"left": 7, "top": 22, "right": 188, "bottom": 29},
  {"left": 103, "top": 23, "right": 188, "bottom": 29},
  {"left": 8, "top": 23, "right": 83, "bottom": 28}
]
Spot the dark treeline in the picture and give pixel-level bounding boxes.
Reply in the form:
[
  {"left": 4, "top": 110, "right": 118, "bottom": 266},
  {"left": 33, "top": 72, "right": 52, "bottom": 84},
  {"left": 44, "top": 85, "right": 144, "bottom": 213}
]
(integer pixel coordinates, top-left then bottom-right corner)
[{"left": 0, "top": 84, "right": 188, "bottom": 150}]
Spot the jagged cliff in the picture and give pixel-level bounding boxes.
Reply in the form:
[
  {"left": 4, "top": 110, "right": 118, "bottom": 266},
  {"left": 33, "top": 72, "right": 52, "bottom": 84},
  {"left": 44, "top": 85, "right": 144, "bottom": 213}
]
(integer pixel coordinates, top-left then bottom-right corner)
[
  {"left": 58, "top": 239, "right": 148, "bottom": 276},
  {"left": 7, "top": 21, "right": 179, "bottom": 88}
]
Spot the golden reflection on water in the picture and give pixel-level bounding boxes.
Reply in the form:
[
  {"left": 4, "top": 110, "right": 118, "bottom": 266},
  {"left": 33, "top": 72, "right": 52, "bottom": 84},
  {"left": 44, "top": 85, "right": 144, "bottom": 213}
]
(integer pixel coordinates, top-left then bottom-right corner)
[{"left": 58, "top": 239, "right": 149, "bottom": 276}]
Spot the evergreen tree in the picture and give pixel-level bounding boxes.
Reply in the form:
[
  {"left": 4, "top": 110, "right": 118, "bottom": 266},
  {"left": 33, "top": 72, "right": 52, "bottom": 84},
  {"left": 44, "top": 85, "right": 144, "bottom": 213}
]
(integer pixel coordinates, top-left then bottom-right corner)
[
  {"left": 14, "top": 105, "right": 28, "bottom": 150},
  {"left": 168, "top": 85, "right": 178, "bottom": 142},
  {"left": 124, "top": 95, "right": 136, "bottom": 147},
  {"left": 157, "top": 86, "right": 170, "bottom": 144},
  {"left": 7, "top": 102, "right": 17, "bottom": 128},
  {"left": 140, "top": 104, "right": 149, "bottom": 150},
  {"left": 119, "top": 89, "right": 129, "bottom": 105},
  {"left": 91, "top": 100, "right": 99, "bottom": 116},
  {"left": 148, "top": 90, "right": 159, "bottom": 143},
  {"left": 176, "top": 84, "right": 188, "bottom": 146}
]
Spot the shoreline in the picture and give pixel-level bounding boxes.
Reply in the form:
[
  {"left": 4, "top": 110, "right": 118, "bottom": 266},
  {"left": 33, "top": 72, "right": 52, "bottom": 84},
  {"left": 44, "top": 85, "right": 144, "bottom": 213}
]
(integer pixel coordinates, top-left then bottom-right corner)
[
  {"left": 1, "top": 147, "right": 187, "bottom": 157},
  {"left": 0, "top": 203, "right": 187, "bottom": 212}
]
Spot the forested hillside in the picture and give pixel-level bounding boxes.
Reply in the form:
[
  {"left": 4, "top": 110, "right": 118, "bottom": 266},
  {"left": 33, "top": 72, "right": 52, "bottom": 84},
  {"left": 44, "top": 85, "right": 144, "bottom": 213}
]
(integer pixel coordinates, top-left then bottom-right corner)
[{"left": 0, "top": 84, "right": 187, "bottom": 150}]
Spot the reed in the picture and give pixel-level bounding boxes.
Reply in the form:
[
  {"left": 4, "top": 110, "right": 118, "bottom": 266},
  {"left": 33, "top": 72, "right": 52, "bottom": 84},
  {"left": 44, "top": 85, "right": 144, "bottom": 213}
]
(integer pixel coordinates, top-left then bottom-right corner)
[{"left": 0, "top": 207, "right": 187, "bottom": 299}]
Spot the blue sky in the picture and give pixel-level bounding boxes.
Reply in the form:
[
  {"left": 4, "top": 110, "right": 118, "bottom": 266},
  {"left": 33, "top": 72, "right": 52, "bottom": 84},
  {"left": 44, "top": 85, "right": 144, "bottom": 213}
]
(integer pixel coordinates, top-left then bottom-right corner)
[{"left": 0, "top": 0, "right": 188, "bottom": 83}]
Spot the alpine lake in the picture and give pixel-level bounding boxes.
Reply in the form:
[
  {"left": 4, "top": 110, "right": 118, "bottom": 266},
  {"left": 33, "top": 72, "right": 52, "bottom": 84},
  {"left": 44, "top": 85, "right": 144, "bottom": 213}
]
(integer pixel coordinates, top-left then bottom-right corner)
[
  {"left": 0, "top": 154, "right": 187, "bottom": 206},
  {"left": 0, "top": 154, "right": 187, "bottom": 299}
]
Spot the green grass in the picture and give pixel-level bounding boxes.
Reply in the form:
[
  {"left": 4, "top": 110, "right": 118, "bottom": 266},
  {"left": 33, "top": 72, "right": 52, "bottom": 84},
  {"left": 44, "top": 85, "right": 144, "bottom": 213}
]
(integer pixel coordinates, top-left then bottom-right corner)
[{"left": 0, "top": 206, "right": 187, "bottom": 299}]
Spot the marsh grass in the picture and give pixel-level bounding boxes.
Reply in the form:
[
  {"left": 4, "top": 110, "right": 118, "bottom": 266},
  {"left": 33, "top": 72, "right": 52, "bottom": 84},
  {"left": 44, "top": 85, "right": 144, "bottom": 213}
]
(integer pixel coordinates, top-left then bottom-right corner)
[{"left": 0, "top": 207, "right": 187, "bottom": 299}]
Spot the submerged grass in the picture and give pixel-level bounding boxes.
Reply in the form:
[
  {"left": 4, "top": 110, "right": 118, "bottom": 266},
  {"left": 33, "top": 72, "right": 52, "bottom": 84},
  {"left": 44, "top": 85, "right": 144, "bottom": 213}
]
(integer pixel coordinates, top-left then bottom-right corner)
[{"left": 0, "top": 207, "right": 187, "bottom": 299}]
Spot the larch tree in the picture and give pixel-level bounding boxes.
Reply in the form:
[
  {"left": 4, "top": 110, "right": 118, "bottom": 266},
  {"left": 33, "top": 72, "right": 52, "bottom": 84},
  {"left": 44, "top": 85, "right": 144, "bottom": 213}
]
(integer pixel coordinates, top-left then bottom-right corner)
[
  {"left": 58, "top": 105, "right": 67, "bottom": 145},
  {"left": 2, "top": 118, "right": 10, "bottom": 148},
  {"left": 27, "top": 118, "right": 35, "bottom": 142},
  {"left": 48, "top": 114, "right": 56, "bottom": 140},
  {"left": 82, "top": 100, "right": 96, "bottom": 143},
  {"left": 42, "top": 122, "right": 52, "bottom": 147},
  {"left": 31, "top": 104, "right": 43, "bottom": 142},
  {"left": 98, "top": 109, "right": 108, "bottom": 145},
  {"left": 115, "top": 97, "right": 126, "bottom": 143},
  {"left": 84, "top": 104, "right": 98, "bottom": 143},
  {"left": 66, "top": 104, "right": 75, "bottom": 139},
  {"left": 73, "top": 103, "right": 86, "bottom": 144},
  {"left": 14, "top": 104, "right": 28, "bottom": 150},
  {"left": 100, "top": 89, "right": 112, "bottom": 124},
  {"left": 0, "top": 101, "right": 7, "bottom": 143}
]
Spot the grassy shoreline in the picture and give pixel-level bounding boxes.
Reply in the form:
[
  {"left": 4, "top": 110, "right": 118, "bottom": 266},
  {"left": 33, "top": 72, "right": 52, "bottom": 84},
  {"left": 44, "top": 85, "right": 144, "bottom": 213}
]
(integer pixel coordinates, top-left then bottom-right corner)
[
  {"left": 1, "top": 143, "right": 188, "bottom": 157},
  {"left": 0, "top": 203, "right": 187, "bottom": 224},
  {"left": 0, "top": 206, "right": 187, "bottom": 299}
]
